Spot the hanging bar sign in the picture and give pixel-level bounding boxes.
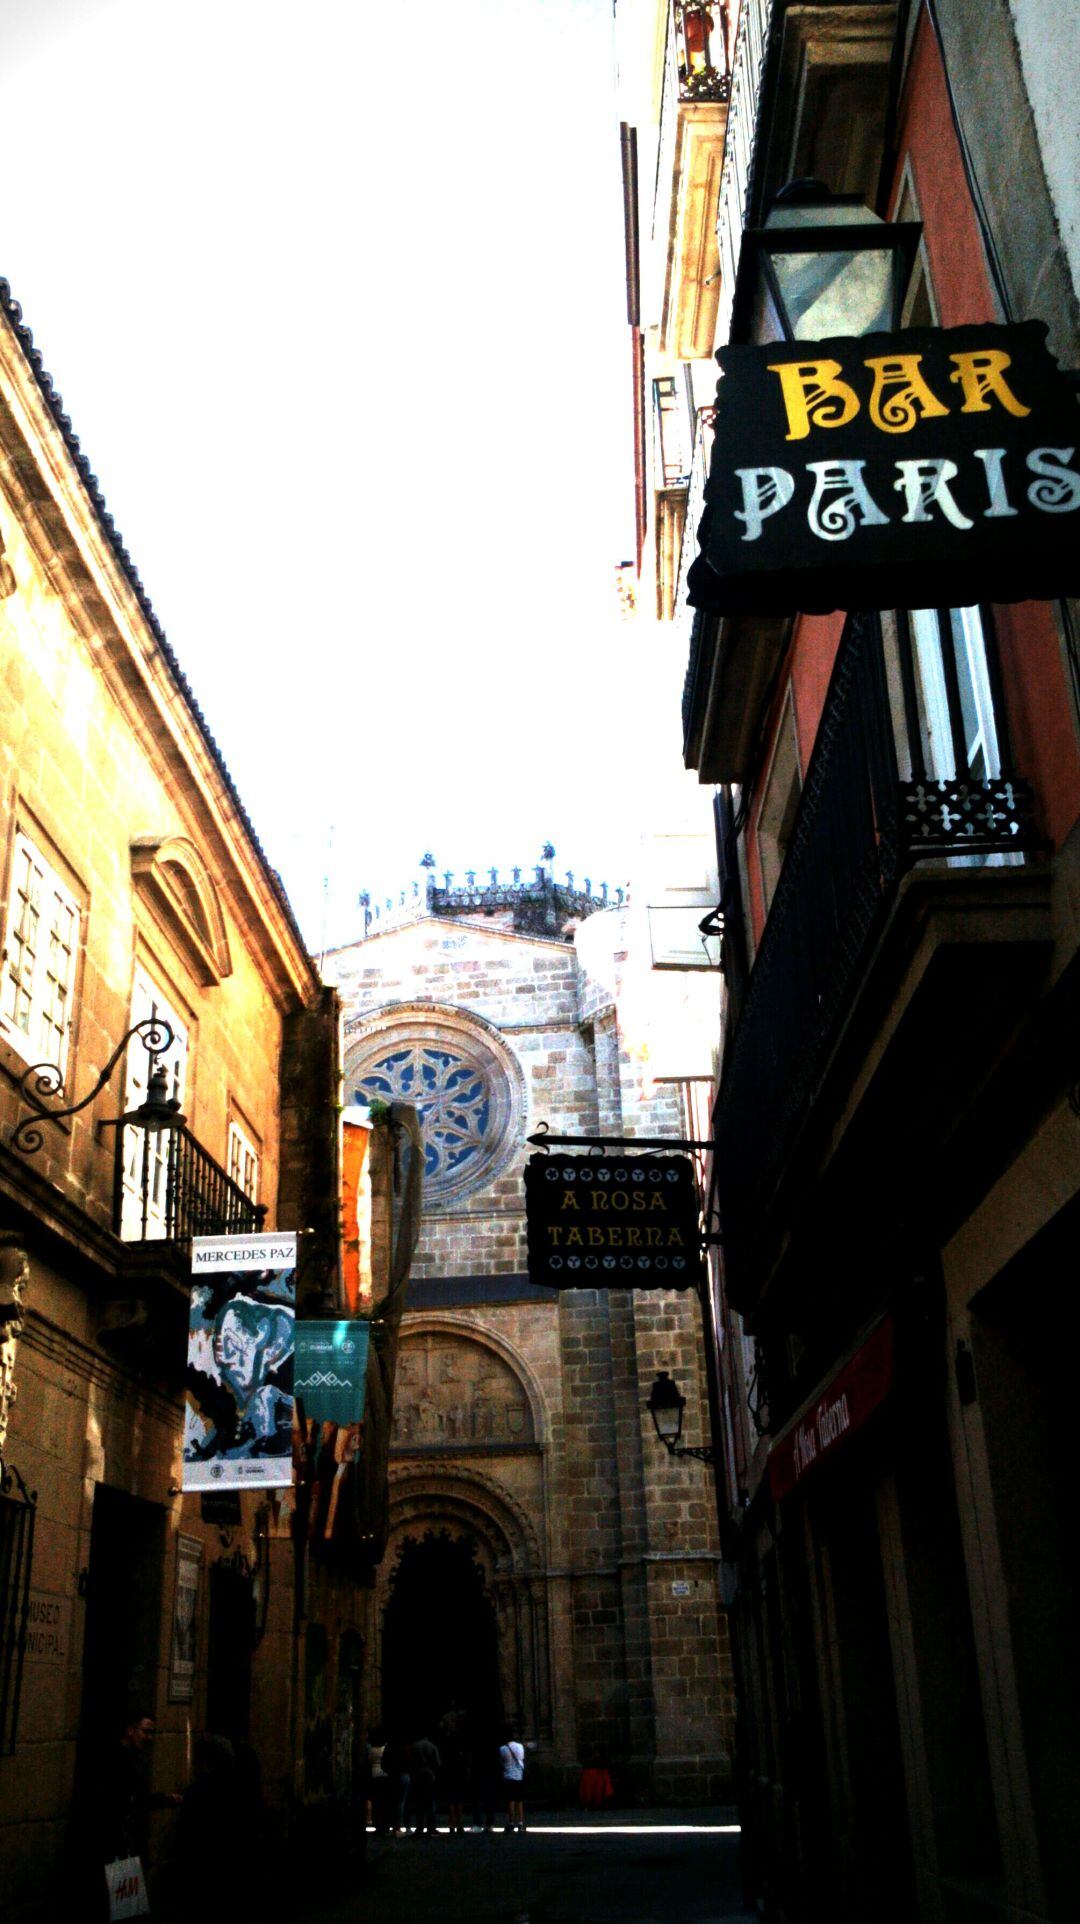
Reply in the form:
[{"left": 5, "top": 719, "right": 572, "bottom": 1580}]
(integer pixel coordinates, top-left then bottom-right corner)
[
  {"left": 687, "top": 320, "right": 1080, "bottom": 616},
  {"left": 524, "top": 1153, "right": 703, "bottom": 1290}
]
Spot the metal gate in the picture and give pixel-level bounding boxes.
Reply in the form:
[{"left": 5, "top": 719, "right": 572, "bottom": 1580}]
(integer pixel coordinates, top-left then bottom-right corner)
[{"left": 0, "top": 1456, "right": 36, "bottom": 1754}]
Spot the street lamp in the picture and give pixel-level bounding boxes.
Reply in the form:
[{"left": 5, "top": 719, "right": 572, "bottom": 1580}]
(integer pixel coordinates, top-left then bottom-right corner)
[
  {"left": 646, "top": 1369, "right": 717, "bottom": 1464},
  {"left": 743, "top": 179, "right": 921, "bottom": 342},
  {"left": 11, "top": 1017, "right": 184, "bottom": 1155}
]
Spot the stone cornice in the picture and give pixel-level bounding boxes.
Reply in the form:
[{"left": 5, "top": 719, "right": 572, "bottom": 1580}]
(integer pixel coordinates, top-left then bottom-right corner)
[{"left": 0, "top": 280, "right": 318, "bottom": 1011}]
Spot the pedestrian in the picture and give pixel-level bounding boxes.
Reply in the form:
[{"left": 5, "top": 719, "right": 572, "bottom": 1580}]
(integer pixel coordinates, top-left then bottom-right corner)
[
  {"left": 366, "top": 1724, "right": 388, "bottom": 1831},
  {"left": 498, "top": 1723, "right": 526, "bottom": 1835},
  {"left": 437, "top": 1705, "right": 471, "bottom": 1835},
  {"left": 409, "top": 1729, "right": 441, "bottom": 1835},
  {"left": 96, "top": 1709, "right": 181, "bottom": 1914},
  {"left": 381, "top": 1730, "right": 411, "bottom": 1836},
  {"left": 471, "top": 1720, "right": 500, "bottom": 1834}
]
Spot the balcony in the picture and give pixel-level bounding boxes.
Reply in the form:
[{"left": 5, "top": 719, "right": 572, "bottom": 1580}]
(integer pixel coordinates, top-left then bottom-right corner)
[
  {"left": 115, "top": 1121, "right": 264, "bottom": 1249},
  {"left": 652, "top": 4, "right": 732, "bottom": 360},
  {"left": 713, "top": 611, "right": 1048, "bottom": 1305}
]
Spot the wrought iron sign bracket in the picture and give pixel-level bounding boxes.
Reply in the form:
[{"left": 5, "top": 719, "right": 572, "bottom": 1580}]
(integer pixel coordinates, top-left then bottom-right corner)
[
  {"left": 659, "top": 1439, "right": 719, "bottom": 1465},
  {"left": 527, "top": 1124, "right": 714, "bottom": 1153},
  {"left": 11, "top": 1018, "right": 177, "bottom": 1156}
]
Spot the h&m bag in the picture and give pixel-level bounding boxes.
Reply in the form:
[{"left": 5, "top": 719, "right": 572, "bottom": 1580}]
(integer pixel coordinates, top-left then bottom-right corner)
[{"left": 105, "top": 1854, "right": 151, "bottom": 1919}]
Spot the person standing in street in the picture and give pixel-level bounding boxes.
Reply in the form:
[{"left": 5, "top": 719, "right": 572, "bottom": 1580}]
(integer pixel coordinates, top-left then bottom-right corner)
[
  {"left": 498, "top": 1724, "right": 526, "bottom": 1834},
  {"left": 409, "top": 1730, "right": 441, "bottom": 1835}
]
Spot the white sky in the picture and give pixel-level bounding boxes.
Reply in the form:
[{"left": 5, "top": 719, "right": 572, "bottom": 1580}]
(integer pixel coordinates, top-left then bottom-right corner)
[{"left": 0, "top": 0, "right": 696, "bottom": 948}]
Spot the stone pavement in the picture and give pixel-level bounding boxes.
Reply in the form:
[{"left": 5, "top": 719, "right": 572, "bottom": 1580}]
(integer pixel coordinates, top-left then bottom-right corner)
[{"left": 308, "top": 1810, "right": 756, "bottom": 1924}]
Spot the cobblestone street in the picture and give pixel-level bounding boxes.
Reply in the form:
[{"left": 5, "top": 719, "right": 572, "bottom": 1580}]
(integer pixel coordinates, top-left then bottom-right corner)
[{"left": 309, "top": 1816, "right": 753, "bottom": 1924}]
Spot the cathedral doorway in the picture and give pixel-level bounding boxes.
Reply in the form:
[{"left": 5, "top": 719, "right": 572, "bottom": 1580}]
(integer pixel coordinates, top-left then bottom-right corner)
[{"left": 381, "top": 1531, "right": 502, "bottom": 1739}]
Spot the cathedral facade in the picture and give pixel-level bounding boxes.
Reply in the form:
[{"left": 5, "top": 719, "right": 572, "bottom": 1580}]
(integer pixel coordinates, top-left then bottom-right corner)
[{"left": 326, "top": 858, "right": 734, "bottom": 1802}]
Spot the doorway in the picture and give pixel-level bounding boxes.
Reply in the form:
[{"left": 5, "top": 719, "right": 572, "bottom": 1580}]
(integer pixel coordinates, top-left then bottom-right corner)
[
  {"left": 382, "top": 1531, "right": 502, "bottom": 1738},
  {"left": 75, "top": 1486, "right": 166, "bottom": 1809},
  {"left": 206, "top": 1555, "right": 255, "bottom": 1744}
]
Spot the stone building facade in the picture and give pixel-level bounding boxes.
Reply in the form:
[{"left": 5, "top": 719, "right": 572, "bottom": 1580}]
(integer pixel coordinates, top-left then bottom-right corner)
[
  {"left": 0, "top": 277, "right": 414, "bottom": 1916},
  {"left": 326, "top": 860, "right": 734, "bottom": 1802}
]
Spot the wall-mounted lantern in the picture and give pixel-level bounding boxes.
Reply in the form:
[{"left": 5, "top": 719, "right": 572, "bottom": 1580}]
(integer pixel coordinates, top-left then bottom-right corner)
[
  {"left": 11, "top": 1018, "right": 183, "bottom": 1155},
  {"left": 743, "top": 179, "right": 921, "bottom": 343},
  {"left": 646, "top": 1369, "right": 718, "bottom": 1464}
]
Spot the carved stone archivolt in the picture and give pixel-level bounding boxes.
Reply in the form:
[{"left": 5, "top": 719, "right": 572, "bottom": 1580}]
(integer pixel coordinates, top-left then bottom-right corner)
[
  {"left": 393, "top": 1328, "right": 537, "bottom": 1451},
  {"left": 379, "top": 1462, "right": 552, "bottom": 1736}
]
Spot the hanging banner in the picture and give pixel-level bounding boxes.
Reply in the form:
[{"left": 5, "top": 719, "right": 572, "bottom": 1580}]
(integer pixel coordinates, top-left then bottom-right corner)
[
  {"left": 183, "top": 1232, "right": 296, "bottom": 1490},
  {"left": 294, "top": 1318, "right": 371, "bottom": 1426},
  {"left": 341, "top": 1113, "right": 372, "bottom": 1314},
  {"left": 524, "top": 1154, "right": 703, "bottom": 1290},
  {"left": 687, "top": 320, "right": 1080, "bottom": 616}
]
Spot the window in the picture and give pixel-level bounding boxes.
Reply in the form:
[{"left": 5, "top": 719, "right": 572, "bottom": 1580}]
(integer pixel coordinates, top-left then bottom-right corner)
[
  {"left": 908, "top": 606, "right": 1002, "bottom": 782},
  {"left": 227, "top": 1118, "right": 259, "bottom": 1203},
  {"left": 1, "top": 831, "right": 80, "bottom": 1076},
  {"left": 119, "top": 966, "right": 189, "bottom": 1241}
]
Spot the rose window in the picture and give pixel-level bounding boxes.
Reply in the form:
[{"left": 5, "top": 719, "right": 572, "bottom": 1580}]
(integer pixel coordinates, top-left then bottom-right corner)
[{"left": 355, "top": 1046, "right": 492, "bottom": 1189}]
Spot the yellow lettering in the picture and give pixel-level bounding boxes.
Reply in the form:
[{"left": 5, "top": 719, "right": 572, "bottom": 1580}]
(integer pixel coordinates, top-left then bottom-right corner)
[
  {"left": 626, "top": 1227, "right": 642, "bottom": 1248},
  {"left": 560, "top": 1190, "right": 579, "bottom": 1211},
  {"left": 646, "top": 1226, "right": 662, "bottom": 1248},
  {"left": 608, "top": 1226, "right": 623, "bottom": 1247},
  {"left": 768, "top": 358, "right": 860, "bottom": 442},
  {"left": 649, "top": 1192, "right": 667, "bottom": 1212},
  {"left": 587, "top": 1226, "right": 605, "bottom": 1247},
  {"left": 949, "top": 350, "right": 1030, "bottom": 418},
  {"left": 567, "top": 1227, "right": 583, "bottom": 1247},
  {"left": 632, "top": 1189, "right": 646, "bottom": 1211},
  {"left": 667, "top": 1228, "right": 684, "bottom": 1247},
  {"left": 591, "top": 1190, "right": 609, "bottom": 1212},
  {"left": 864, "top": 354, "right": 949, "bottom": 434},
  {"left": 611, "top": 1190, "right": 628, "bottom": 1212},
  {"left": 549, "top": 1227, "right": 562, "bottom": 1247}
]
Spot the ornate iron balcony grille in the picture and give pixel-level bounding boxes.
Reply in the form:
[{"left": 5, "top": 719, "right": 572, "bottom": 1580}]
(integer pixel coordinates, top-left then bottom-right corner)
[
  {"left": 114, "top": 1123, "right": 265, "bottom": 1248},
  {"left": 714, "top": 609, "right": 1035, "bottom": 1282}
]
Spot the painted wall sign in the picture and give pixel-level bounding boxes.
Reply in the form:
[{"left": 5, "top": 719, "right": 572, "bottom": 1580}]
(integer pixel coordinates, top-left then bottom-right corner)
[
  {"left": 183, "top": 1232, "right": 296, "bottom": 1490},
  {"left": 687, "top": 321, "right": 1080, "bottom": 616},
  {"left": 768, "top": 1319, "right": 894, "bottom": 1503},
  {"left": 23, "top": 1592, "right": 70, "bottom": 1664},
  {"left": 294, "top": 1319, "right": 371, "bottom": 1427},
  {"left": 524, "top": 1154, "right": 703, "bottom": 1290}
]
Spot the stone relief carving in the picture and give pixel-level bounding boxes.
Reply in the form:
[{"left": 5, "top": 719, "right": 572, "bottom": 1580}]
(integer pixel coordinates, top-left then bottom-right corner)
[
  {"left": 392, "top": 1331, "right": 534, "bottom": 1449},
  {"left": 0, "top": 1234, "right": 30, "bottom": 1458}
]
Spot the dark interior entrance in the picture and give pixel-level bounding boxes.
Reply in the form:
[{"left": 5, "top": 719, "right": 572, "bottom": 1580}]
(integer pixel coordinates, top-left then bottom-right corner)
[
  {"left": 206, "top": 1555, "right": 255, "bottom": 1744},
  {"left": 382, "top": 1531, "right": 502, "bottom": 1738},
  {"left": 75, "top": 1486, "right": 166, "bottom": 1809}
]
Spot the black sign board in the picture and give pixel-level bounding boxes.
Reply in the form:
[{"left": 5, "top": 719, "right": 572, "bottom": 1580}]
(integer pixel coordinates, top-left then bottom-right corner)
[
  {"left": 524, "top": 1153, "right": 703, "bottom": 1290},
  {"left": 687, "top": 320, "right": 1080, "bottom": 617}
]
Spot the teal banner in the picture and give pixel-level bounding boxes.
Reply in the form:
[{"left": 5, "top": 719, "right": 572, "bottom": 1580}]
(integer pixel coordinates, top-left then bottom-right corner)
[{"left": 294, "top": 1319, "right": 370, "bottom": 1426}]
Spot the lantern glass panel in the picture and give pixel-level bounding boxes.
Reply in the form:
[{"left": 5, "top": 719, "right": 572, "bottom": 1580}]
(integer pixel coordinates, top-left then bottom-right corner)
[{"left": 769, "top": 245, "right": 896, "bottom": 340}]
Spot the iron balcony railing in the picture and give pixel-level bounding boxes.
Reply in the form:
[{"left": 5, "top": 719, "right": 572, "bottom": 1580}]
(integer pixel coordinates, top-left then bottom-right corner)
[
  {"left": 653, "top": 5, "right": 734, "bottom": 267},
  {"left": 676, "top": 406, "right": 715, "bottom": 620},
  {"left": 714, "top": 609, "right": 1035, "bottom": 1281},
  {"left": 675, "top": 2, "right": 733, "bottom": 102},
  {"left": 115, "top": 1122, "right": 265, "bottom": 1248},
  {"left": 714, "top": 0, "right": 775, "bottom": 344}
]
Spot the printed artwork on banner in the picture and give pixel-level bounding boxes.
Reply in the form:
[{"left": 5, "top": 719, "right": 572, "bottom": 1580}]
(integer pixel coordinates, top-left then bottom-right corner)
[{"left": 183, "top": 1232, "right": 297, "bottom": 1491}]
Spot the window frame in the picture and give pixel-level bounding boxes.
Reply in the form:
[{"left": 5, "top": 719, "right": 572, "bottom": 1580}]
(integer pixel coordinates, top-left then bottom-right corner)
[
  {"left": 227, "top": 1114, "right": 260, "bottom": 1204},
  {"left": 0, "top": 826, "right": 82, "bottom": 1080}
]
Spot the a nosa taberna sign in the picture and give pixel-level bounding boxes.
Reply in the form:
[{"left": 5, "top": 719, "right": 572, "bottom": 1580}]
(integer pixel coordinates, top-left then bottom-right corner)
[
  {"left": 687, "top": 321, "right": 1080, "bottom": 617},
  {"left": 524, "top": 1153, "right": 703, "bottom": 1291}
]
